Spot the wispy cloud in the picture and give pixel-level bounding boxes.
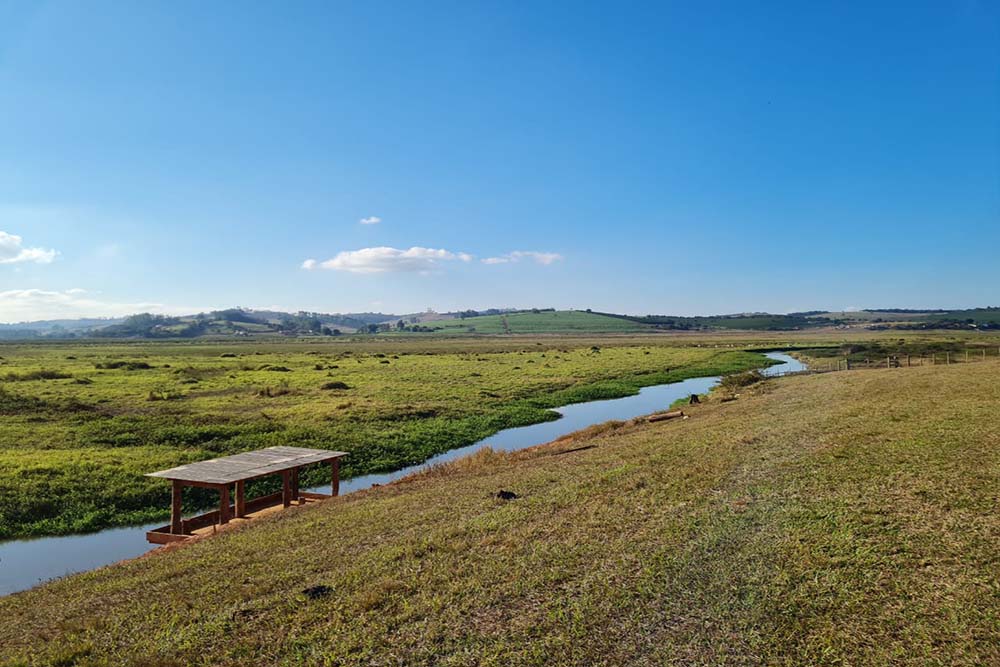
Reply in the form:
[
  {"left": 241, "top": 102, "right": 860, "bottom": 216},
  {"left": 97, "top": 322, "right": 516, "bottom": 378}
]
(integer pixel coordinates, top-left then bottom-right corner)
[
  {"left": 482, "top": 250, "right": 563, "bottom": 266},
  {"left": 359, "top": 216, "right": 382, "bottom": 225},
  {"left": 0, "top": 289, "right": 207, "bottom": 323},
  {"left": 302, "top": 247, "right": 474, "bottom": 274},
  {"left": 0, "top": 231, "right": 57, "bottom": 265}
]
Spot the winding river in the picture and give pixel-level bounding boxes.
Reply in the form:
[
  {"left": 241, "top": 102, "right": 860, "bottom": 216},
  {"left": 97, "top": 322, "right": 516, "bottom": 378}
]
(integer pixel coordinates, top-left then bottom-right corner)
[{"left": 0, "top": 352, "right": 805, "bottom": 596}]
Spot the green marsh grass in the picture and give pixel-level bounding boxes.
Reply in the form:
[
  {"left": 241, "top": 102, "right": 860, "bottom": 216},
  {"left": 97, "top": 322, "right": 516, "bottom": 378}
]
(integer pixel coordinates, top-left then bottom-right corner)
[{"left": 0, "top": 338, "right": 767, "bottom": 538}]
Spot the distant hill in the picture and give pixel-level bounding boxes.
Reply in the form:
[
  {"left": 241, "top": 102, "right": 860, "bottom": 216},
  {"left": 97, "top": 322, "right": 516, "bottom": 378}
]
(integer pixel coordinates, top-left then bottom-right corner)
[
  {"left": 3, "top": 306, "right": 1000, "bottom": 340},
  {"left": 809, "top": 308, "right": 1000, "bottom": 330},
  {"left": 609, "top": 312, "right": 835, "bottom": 331},
  {"left": 426, "top": 310, "right": 650, "bottom": 334}
]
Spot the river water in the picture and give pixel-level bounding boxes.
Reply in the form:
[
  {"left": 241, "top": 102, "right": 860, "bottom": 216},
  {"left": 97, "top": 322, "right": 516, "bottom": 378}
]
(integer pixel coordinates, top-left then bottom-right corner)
[{"left": 0, "top": 352, "right": 804, "bottom": 596}]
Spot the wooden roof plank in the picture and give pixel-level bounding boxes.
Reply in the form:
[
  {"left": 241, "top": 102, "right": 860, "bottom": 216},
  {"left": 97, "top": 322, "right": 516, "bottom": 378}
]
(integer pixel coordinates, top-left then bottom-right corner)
[{"left": 146, "top": 446, "right": 348, "bottom": 484}]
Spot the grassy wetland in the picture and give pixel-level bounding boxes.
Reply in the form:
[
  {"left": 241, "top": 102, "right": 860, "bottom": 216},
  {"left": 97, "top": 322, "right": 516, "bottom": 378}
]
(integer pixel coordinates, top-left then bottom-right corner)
[
  {"left": 1, "top": 350, "right": 997, "bottom": 665},
  {"left": 0, "top": 336, "right": 769, "bottom": 539}
]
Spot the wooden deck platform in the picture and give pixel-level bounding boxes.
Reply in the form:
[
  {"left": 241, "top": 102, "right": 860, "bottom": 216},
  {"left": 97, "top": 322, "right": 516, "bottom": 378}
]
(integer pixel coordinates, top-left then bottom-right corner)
[{"left": 145, "top": 446, "right": 347, "bottom": 544}]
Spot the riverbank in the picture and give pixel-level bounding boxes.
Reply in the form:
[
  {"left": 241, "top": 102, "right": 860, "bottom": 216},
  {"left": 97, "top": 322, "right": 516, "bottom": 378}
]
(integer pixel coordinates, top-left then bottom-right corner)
[{"left": 3, "top": 360, "right": 997, "bottom": 665}]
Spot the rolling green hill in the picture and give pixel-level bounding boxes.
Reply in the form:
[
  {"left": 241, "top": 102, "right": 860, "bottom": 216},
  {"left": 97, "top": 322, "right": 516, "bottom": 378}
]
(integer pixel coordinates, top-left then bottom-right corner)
[{"left": 428, "top": 310, "right": 650, "bottom": 334}]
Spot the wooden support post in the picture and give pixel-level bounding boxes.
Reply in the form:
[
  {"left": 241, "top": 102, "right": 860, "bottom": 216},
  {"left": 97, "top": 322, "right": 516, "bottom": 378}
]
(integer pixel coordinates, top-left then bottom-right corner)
[
  {"left": 171, "top": 480, "right": 184, "bottom": 535},
  {"left": 235, "top": 480, "right": 246, "bottom": 518},
  {"left": 281, "top": 470, "right": 292, "bottom": 508},
  {"left": 219, "top": 484, "right": 230, "bottom": 525},
  {"left": 983, "top": 349, "right": 987, "bottom": 361},
  {"left": 907, "top": 355, "right": 911, "bottom": 367},
  {"left": 887, "top": 356, "right": 891, "bottom": 369},
  {"left": 331, "top": 458, "right": 340, "bottom": 497},
  {"left": 966, "top": 350, "right": 970, "bottom": 363},
  {"left": 946, "top": 352, "right": 951, "bottom": 364},
  {"left": 291, "top": 467, "right": 300, "bottom": 504}
]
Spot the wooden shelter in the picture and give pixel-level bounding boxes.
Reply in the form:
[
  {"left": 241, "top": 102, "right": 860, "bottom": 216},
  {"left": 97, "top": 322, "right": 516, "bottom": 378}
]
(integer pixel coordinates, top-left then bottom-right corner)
[{"left": 145, "top": 446, "right": 347, "bottom": 544}]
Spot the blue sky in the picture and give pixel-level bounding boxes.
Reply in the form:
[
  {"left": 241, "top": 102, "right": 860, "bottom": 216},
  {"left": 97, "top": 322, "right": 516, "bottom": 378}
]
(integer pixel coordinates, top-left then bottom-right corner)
[{"left": 1, "top": 1, "right": 997, "bottom": 322}]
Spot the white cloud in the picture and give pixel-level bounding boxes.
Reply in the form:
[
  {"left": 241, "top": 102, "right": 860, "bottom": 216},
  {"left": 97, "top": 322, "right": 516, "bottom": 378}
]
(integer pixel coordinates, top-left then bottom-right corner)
[
  {"left": 0, "top": 289, "right": 209, "bottom": 323},
  {"left": 0, "top": 231, "right": 57, "bottom": 265},
  {"left": 359, "top": 216, "right": 382, "bottom": 225},
  {"left": 302, "top": 246, "right": 473, "bottom": 274},
  {"left": 482, "top": 250, "right": 563, "bottom": 266}
]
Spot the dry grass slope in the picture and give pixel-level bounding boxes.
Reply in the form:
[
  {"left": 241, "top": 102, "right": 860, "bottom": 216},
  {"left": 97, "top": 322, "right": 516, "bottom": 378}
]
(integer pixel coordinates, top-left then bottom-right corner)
[{"left": 1, "top": 362, "right": 998, "bottom": 666}]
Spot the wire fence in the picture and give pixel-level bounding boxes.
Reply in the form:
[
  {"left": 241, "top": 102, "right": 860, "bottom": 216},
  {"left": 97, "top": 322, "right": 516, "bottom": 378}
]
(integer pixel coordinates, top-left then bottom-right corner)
[{"left": 808, "top": 347, "right": 1000, "bottom": 372}]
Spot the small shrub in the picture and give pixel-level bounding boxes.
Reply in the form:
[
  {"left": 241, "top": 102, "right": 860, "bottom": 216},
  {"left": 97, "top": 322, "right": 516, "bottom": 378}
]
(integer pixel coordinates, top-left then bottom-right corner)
[
  {"left": 147, "top": 388, "right": 184, "bottom": 401},
  {"left": 256, "top": 381, "right": 292, "bottom": 398},
  {"left": 718, "top": 370, "right": 766, "bottom": 394},
  {"left": 220, "top": 352, "right": 238, "bottom": 358}
]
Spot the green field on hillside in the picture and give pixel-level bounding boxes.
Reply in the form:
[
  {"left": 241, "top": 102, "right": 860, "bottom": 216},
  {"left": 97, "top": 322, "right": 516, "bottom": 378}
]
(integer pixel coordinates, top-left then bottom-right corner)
[
  {"left": 2, "top": 359, "right": 997, "bottom": 665},
  {"left": 0, "top": 337, "right": 764, "bottom": 538},
  {"left": 428, "top": 310, "right": 649, "bottom": 334}
]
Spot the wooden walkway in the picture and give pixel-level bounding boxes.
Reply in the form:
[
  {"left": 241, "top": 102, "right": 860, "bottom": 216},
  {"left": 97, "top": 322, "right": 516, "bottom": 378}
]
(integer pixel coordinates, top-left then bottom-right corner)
[{"left": 145, "top": 446, "right": 347, "bottom": 544}]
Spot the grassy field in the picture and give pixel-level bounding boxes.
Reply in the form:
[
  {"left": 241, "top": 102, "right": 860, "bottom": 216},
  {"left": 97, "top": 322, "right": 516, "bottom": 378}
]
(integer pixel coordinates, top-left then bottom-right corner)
[
  {"left": 426, "top": 310, "right": 649, "bottom": 334},
  {"left": 1, "top": 359, "right": 997, "bottom": 665},
  {"left": 0, "top": 337, "right": 767, "bottom": 538}
]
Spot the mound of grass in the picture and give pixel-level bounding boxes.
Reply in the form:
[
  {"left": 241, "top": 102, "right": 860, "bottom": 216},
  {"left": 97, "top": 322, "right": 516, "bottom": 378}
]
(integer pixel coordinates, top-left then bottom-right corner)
[
  {"left": 320, "top": 381, "right": 350, "bottom": 390},
  {"left": 1, "top": 369, "right": 73, "bottom": 381},
  {"left": 94, "top": 361, "right": 153, "bottom": 371}
]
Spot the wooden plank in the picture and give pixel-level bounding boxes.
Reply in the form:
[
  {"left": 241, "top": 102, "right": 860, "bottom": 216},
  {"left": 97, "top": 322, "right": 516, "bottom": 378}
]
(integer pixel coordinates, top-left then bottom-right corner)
[
  {"left": 648, "top": 410, "right": 685, "bottom": 423},
  {"left": 171, "top": 480, "right": 184, "bottom": 535},
  {"left": 147, "top": 530, "right": 190, "bottom": 545},
  {"left": 235, "top": 480, "right": 246, "bottom": 518},
  {"left": 219, "top": 484, "right": 230, "bottom": 525},
  {"left": 282, "top": 471, "right": 292, "bottom": 508},
  {"left": 146, "top": 446, "right": 347, "bottom": 485}
]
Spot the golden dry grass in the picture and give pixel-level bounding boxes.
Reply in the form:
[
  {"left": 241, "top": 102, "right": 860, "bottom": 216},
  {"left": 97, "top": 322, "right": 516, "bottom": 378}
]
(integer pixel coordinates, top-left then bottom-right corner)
[{"left": 0, "top": 362, "right": 998, "bottom": 665}]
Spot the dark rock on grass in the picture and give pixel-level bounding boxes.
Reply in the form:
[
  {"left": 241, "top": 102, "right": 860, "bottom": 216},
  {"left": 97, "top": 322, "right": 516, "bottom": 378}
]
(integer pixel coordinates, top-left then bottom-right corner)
[
  {"left": 302, "top": 585, "right": 333, "bottom": 600},
  {"left": 496, "top": 490, "right": 519, "bottom": 501}
]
